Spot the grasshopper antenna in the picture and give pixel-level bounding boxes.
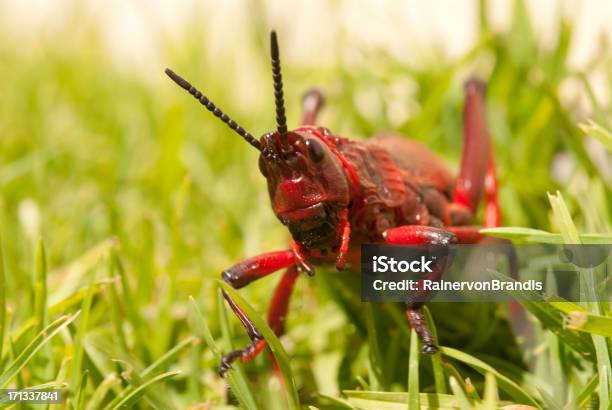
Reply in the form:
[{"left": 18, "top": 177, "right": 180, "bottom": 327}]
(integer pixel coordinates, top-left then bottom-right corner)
[
  {"left": 270, "top": 31, "right": 288, "bottom": 141},
  {"left": 165, "top": 68, "right": 261, "bottom": 150}
]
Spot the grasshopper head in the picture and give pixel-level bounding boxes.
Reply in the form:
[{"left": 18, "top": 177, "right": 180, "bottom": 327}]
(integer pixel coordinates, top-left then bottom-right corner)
[
  {"left": 165, "top": 31, "right": 350, "bottom": 251},
  {"left": 258, "top": 128, "right": 350, "bottom": 250}
]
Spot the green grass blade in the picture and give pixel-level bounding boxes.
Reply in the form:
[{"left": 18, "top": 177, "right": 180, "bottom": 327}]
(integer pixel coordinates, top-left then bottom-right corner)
[
  {"left": 508, "top": 0, "right": 536, "bottom": 64},
  {"left": 318, "top": 393, "right": 356, "bottom": 409},
  {"left": 572, "top": 374, "right": 599, "bottom": 409},
  {"left": 441, "top": 359, "right": 469, "bottom": 395},
  {"left": 186, "top": 334, "right": 202, "bottom": 403},
  {"left": 464, "top": 377, "right": 481, "bottom": 403},
  {"left": 545, "top": 84, "right": 599, "bottom": 175},
  {"left": 188, "top": 296, "right": 219, "bottom": 355},
  {"left": 586, "top": 319, "right": 611, "bottom": 407},
  {"left": 408, "top": 329, "right": 420, "bottom": 409},
  {"left": 578, "top": 75, "right": 609, "bottom": 128},
  {"left": 141, "top": 336, "right": 196, "bottom": 379},
  {"left": 188, "top": 296, "right": 258, "bottom": 410},
  {"left": 218, "top": 281, "right": 300, "bottom": 410},
  {"left": 479, "top": 227, "right": 612, "bottom": 244},
  {"left": 102, "top": 359, "right": 173, "bottom": 410},
  {"left": 449, "top": 376, "right": 471, "bottom": 410},
  {"left": 215, "top": 290, "right": 259, "bottom": 410},
  {"left": 48, "top": 279, "right": 115, "bottom": 316},
  {"left": 49, "top": 356, "right": 71, "bottom": 410},
  {"left": 33, "top": 239, "right": 48, "bottom": 332},
  {"left": 364, "top": 303, "right": 383, "bottom": 390},
  {"left": 75, "top": 370, "right": 89, "bottom": 410},
  {"left": 107, "top": 279, "right": 129, "bottom": 353},
  {"left": 217, "top": 288, "right": 234, "bottom": 343},
  {"left": 481, "top": 227, "right": 557, "bottom": 241},
  {"left": 344, "top": 390, "right": 478, "bottom": 409},
  {"left": 7, "top": 338, "right": 24, "bottom": 390},
  {"left": 424, "top": 306, "right": 446, "bottom": 394},
  {"left": 70, "top": 266, "right": 97, "bottom": 399},
  {"left": 440, "top": 346, "right": 540, "bottom": 408},
  {"left": 536, "top": 386, "right": 564, "bottom": 410},
  {"left": 548, "top": 192, "right": 580, "bottom": 244},
  {"left": 489, "top": 270, "right": 595, "bottom": 356},
  {"left": 173, "top": 174, "right": 192, "bottom": 223},
  {"left": 6, "top": 278, "right": 114, "bottom": 352},
  {"left": 14, "top": 381, "right": 69, "bottom": 390},
  {"left": 579, "top": 119, "right": 612, "bottom": 152},
  {"left": 344, "top": 399, "right": 407, "bottom": 410},
  {"left": 482, "top": 372, "right": 497, "bottom": 410},
  {"left": 86, "top": 373, "right": 120, "bottom": 410},
  {"left": 546, "top": 300, "right": 588, "bottom": 314},
  {"left": 34, "top": 239, "right": 54, "bottom": 382},
  {"left": 344, "top": 399, "right": 406, "bottom": 410},
  {"left": 112, "top": 250, "right": 149, "bottom": 362},
  {"left": 356, "top": 376, "right": 369, "bottom": 390},
  {"left": 48, "top": 238, "right": 118, "bottom": 304},
  {"left": 0, "top": 236, "right": 5, "bottom": 372},
  {"left": 563, "top": 310, "right": 612, "bottom": 338},
  {"left": 0, "top": 313, "right": 79, "bottom": 388},
  {"left": 105, "top": 370, "right": 180, "bottom": 410},
  {"left": 599, "top": 370, "right": 610, "bottom": 410}
]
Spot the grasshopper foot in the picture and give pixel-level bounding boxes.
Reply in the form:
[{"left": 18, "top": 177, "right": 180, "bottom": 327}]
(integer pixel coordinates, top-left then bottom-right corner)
[
  {"left": 218, "top": 350, "right": 242, "bottom": 376},
  {"left": 218, "top": 338, "right": 266, "bottom": 377},
  {"left": 421, "top": 344, "right": 439, "bottom": 354}
]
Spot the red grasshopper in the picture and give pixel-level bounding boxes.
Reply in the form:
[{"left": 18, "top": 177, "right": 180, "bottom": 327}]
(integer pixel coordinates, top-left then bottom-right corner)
[{"left": 166, "top": 31, "right": 502, "bottom": 375}]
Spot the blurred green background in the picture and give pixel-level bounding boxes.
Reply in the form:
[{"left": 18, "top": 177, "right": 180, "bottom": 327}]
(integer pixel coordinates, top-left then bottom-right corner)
[{"left": 0, "top": 0, "right": 611, "bottom": 408}]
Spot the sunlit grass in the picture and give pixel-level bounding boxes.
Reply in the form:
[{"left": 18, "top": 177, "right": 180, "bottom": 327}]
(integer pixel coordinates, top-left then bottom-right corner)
[{"left": 0, "top": 0, "right": 611, "bottom": 408}]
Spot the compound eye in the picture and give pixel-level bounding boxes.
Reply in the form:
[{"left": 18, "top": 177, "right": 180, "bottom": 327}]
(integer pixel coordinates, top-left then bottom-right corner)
[
  {"left": 306, "top": 138, "right": 325, "bottom": 163},
  {"left": 258, "top": 155, "right": 268, "bottom": 177}
]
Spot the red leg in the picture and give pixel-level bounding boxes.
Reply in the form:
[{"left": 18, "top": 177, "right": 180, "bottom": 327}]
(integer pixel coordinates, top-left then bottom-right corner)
[
  {"left": 445, "top": 225, "right": 485, "bottom": 244},
  {"left": 484, "top": 155, "right": 501, "bottom": 227},
  {"left": 222, "top": 250, "right": 295, "bottom": 288},
  {"left": 301, "top": 89, "right": 325, "bottom": 125},
  {"left": 406, "top": 307, "right": 437, "bottom": 354},
  {"left": 221, "top": 265, "right": 300, "bottom": 375},
  {"left": 267, "top": 265, "right": 300, "bottom": 335},
  {"left": 452, "top": 78, "right": 491, "bottom": 213},
  {"left": 383, "top": 225, "right": 456, "bottom": 246},
  {"left": 335, "top": 208, "right": 351, "bottom": 271},
  {"left": 219, "top": 250, "right": 296, "bottom": 375},
  {"left": 384, "top": 225, "right": 457, "bottom": 353}
]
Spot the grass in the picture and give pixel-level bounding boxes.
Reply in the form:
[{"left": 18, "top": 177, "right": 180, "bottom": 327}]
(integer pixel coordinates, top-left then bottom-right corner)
[{"left": 0, "top": 0, "right": 611, "bottom": 408}]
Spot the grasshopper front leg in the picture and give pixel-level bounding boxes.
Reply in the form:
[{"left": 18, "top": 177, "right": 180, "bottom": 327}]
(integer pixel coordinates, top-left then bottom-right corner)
[{"left": 219, "top": 250, "right": 297, "bottom": 375}]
